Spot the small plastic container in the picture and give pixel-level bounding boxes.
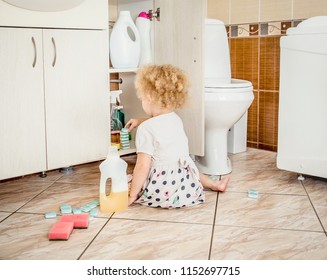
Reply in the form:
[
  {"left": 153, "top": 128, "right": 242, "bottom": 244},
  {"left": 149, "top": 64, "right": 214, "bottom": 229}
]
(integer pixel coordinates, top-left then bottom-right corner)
[
  {"left": 99, "top": 146, "right": 128, "bottom": 213},
  {"left": 120, "top": 128, "right": 130, "bottom": 150}
]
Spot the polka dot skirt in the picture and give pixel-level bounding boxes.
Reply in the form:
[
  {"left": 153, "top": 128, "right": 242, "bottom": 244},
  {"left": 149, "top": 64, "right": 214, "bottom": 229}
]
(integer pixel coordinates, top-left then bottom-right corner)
[{"left": 135, "top": 158, "right": 205, "bottom": 209}]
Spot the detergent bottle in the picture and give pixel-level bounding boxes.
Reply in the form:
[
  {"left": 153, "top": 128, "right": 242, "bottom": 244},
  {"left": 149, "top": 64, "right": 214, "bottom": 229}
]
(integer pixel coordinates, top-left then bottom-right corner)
[
  {"left": 110, "top": 11, "right": 140, "bottom": 68},
  {"left": 99, "top": 146, "right": 128, "bottom": 213},
  {"left": 135, "top": 11, "right": 152, "bottom": 66}
]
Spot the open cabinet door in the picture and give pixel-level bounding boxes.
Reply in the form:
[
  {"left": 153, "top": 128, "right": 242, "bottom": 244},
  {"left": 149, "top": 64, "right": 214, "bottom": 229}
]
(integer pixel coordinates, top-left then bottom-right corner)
[{"left": 153, "top": 0, "right": 206, "bottom": 156}]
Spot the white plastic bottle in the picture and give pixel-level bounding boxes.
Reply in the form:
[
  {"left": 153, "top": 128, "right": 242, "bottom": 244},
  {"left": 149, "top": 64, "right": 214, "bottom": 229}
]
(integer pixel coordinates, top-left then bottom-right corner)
[
  {"left": 135, "top": 11, "right": 152, "bottom": 66},
  {"left": 99, "top": 146, "right": 128, "bottom": 213},
  {"left": 110, "top": 11, "right": 140, "bottom": 68}
]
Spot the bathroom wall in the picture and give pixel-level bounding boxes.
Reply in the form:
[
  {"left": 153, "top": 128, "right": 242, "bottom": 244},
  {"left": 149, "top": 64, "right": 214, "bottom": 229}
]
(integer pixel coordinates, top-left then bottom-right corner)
[{"left": 208, "top": 0, "right": 327, "bottom": 151}]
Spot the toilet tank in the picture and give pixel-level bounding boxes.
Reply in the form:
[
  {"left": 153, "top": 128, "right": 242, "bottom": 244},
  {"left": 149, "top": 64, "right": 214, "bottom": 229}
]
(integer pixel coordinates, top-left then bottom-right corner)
[{"left": 205, "top": 19, "right": 231, "bottom": 85}]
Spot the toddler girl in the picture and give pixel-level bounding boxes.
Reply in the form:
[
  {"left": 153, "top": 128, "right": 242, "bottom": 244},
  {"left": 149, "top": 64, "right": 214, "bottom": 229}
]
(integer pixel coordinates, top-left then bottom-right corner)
[{"left": 126, "top": 64, "right": 229, "bottom": 208}]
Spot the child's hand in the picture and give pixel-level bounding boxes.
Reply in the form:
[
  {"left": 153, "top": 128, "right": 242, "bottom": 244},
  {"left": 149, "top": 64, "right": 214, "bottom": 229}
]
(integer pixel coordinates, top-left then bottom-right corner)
[
  {"left": 125, "top": 118, "right": 140, "bottom": 132},
  {"left": 125, "top": 118, "right": 148, "bottom": 132}
]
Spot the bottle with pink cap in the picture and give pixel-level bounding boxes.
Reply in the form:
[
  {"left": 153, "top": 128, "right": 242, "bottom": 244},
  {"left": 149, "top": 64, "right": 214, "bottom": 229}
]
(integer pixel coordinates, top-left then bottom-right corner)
[{"left": 136, "top": 11, "right": 152, "bottom": 66}]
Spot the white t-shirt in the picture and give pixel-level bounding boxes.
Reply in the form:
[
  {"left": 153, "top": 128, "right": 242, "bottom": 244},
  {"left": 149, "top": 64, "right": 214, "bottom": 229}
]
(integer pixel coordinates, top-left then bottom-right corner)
[{"left": 135, "top": 112, "right": 189, "bottom": 164}]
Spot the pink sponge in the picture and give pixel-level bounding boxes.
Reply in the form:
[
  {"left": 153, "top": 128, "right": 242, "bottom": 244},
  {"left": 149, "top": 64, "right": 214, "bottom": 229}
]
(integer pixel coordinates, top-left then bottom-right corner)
[
  {"left": 48, "top": 222, "right": 74, "bottom": 240},
  {"left": 60, "top": 214, "right": 89, "bottom": 228}
]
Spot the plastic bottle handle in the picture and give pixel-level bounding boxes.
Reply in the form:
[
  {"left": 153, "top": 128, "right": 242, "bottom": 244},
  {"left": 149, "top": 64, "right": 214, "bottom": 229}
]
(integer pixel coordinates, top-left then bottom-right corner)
[
  {"left": 124, "top": 22, "right": 140, "bottom": 44},
  {"left": 100, "top": 175, "right": 109, "bottom": 193}
]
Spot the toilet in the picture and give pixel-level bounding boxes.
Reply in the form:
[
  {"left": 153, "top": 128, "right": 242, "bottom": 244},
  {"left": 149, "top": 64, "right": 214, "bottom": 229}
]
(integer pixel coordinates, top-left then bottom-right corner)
[{"left": 195, "top": 19, "right": 254, "bottom": 176}]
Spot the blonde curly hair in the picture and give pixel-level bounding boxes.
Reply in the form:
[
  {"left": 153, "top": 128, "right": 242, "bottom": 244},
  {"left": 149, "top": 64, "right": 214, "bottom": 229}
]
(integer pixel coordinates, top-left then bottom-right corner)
[{"left": 134, "top": 64, "right": 189, "bottom": 110}]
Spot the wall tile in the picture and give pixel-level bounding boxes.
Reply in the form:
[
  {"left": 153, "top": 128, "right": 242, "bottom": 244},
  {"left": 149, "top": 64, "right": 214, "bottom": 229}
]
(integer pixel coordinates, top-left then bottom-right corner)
[
  {"left": 229, "top": 37, "right": 259, "bottom": 89},
  {"left": 268, "top": 22, "right": 282, "bottom": 36},
  {"left": 207, "top": 0, "right": 230, "bottom": 24},
  {"left": 258, "top": 91, "right": 279, "bottom": 152},
  {"left": 249, "top": 24, "right": 259, "bottom": 36},
  {"left": 293, "top": 0, "right": 327, "bottom": 20},
  {"left": 230, "top": 0, "right": 259, "bottom": 24},
  {"left": 238, "top": 24, "right": 250, "bottom": 37},
  {"left": 260, "top": 0, "right": 292, "bottom": 22},
  {"left": 259, "top": 37, "right": 280, "bottom": 91},
  {"left": 281, "top": 21, "right": 292, "bottom": 35}
]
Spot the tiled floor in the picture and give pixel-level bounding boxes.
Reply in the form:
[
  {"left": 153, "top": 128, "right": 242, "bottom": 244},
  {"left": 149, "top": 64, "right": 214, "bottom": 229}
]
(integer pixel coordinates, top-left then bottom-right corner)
[{"left": 0, "top": 148, "right": 326, "bottom": 260}]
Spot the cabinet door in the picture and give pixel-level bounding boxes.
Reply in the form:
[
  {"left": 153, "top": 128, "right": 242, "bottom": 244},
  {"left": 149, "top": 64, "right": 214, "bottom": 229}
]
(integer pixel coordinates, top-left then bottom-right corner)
[
  {"left": 0, "top": 28, "right": 46, "bottom": 180},
  {"left": 43, "top": 29, "right": 110, "bottom": 170},
  {"left": 154, "top": 0, "right": 206, "bottom": 156}
]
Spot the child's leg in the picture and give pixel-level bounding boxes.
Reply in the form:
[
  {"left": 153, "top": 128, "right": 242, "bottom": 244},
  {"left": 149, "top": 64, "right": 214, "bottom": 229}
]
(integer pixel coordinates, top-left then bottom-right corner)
[{"left": 199, "top": 173, "right": 229, "bottom": 192}]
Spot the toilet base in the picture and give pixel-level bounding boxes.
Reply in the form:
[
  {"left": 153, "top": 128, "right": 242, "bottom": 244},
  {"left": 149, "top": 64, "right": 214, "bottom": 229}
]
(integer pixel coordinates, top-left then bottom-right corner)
[
  {"left": 194, "top": 129, "right": 232, "bottom": 176},
  {"left": 195, "top": 156, "right": 232, "bottom": 176}
]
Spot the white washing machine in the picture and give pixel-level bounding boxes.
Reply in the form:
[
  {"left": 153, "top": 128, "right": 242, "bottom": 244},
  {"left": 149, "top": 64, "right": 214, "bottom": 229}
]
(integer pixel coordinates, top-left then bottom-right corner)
[{"left": 277, "top": 16, "right": 327, "bottom": 179}]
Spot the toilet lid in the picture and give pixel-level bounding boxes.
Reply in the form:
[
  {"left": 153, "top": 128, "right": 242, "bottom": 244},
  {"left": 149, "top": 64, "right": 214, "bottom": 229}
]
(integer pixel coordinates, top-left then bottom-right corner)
[{"left": 205, "top": 78, "right": 253, "bottom": 89}]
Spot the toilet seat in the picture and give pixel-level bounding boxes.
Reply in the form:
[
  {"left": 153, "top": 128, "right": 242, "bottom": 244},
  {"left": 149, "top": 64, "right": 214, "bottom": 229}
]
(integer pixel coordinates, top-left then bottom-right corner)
[
  {"left": 205, "top": 79, "right": 253, "bottom": 101},
  {"left": 205, "top": 78, "right": 253, "bottom": 89}
]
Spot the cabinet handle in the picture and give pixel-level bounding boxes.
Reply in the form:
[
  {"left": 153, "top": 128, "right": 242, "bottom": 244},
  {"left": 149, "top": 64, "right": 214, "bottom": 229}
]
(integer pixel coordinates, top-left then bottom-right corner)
[
  {"left": 31, "top": 37, "right": 37, "bottom": 68},
  {"left": 51, "top": 37, "right": 57, "bottom": 67}
]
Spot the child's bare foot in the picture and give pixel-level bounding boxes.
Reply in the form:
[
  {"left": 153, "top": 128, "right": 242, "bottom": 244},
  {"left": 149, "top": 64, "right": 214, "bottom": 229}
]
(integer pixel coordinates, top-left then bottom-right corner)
[{"left": 209, "top": 176, "right": 229, "bottom": 192}]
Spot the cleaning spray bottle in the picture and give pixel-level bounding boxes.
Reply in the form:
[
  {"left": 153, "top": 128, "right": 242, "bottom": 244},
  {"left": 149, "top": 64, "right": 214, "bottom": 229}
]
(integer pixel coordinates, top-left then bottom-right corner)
[
  {"left": 99, "top": 146, "right": 128, "bottom": 213},
  {"left": 110, "top": 90, "right": 124, "bottom": 131}
]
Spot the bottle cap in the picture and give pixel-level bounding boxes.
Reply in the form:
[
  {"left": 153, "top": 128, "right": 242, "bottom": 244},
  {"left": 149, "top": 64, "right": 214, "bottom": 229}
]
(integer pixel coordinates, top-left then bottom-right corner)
[
  {"left": 138, "top": 11, "right": 149, "bottom": 19},
  {"left": 107, "top": 146, "right": 119, "bottom": 157}
]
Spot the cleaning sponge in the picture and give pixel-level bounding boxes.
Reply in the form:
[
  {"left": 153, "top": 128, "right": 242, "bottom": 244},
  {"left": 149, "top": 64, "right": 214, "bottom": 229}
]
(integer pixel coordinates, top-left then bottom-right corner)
[
  {"left": 60, "top": 214, "right": 89, "bottom": 228},
  {"left": 48, "top": 222, "right": 74, "bottom": 240}
]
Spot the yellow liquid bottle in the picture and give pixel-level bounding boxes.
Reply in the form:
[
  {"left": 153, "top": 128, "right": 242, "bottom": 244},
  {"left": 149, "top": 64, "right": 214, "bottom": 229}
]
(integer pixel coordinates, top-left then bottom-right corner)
[{"left": 99, "top": 146, "right": 128, "bottom": 213}]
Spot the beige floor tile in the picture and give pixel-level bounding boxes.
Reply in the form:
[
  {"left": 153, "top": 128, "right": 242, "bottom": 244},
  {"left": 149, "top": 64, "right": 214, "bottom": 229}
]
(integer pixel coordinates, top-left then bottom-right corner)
[
  {"left": 303, "top": 177, "right": 327, "bottom": 231},
  {"left": 215, "top": 192, "right": 323, "bottom": 231},
  {"left": 113, "top": 190, "right": 217, "bottom": 224},
  {"left": 19, "top": 182, "right": 106, "bottom": 217},
  {"left": 229, "top": 148, "right": 277, "bottom": 171},
  {"left": 71, "top": 161, "right": 102, "bottom": 174},
  {"left": 19, "top": 169, "right": 64, "bottom": 182},
  {"left": 0, "top": 213, "right": 108, "bottom": 260},
  {"left": 56, "top": 157, "right": 134, "bottom": 184},
  {"left": 0, "top": 181, "right": 53, "bottom": 212},
  {"left": 56, "top": 171, "right": 101, "bottom": 185},
  {"left": 80, "top": 219, "right": 212, "bottom": 260},
  {"left": 226, "top": 168, "right": 306, "bottom": 195},
  {"left": 0, "top": 211, "right": 11, "bottom": 222},
  {"left": 211, "top": 225, "right": 327, "bottom": 260},
  {"left": 303, "top": 176, "right": 327, "bottom": 196}
]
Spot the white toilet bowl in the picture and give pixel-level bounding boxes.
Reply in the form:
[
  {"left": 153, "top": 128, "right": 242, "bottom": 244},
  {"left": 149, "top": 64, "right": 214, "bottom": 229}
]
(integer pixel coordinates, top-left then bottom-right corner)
[
  {"left": 195, "top": 18, "right": 254, "bottom": 175},
  {"left": 195, "top": 79, "right": 254, "bottom": 175}
]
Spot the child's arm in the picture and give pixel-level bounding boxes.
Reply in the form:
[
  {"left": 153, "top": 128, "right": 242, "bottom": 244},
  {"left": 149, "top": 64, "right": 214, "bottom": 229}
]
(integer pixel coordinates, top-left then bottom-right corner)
[
  {"left": 129, "top": 152, "right": 152, "bottom": 205},
  {"left": 125, "top": 118, "right": 149, "bottom": 132}
]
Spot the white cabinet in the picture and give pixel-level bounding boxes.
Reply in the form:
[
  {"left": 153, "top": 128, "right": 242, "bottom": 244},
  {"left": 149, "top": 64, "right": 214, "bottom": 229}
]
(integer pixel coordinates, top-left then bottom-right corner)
[
  {"left": 114, "top": 0, "right": 206, "bottom": 156},
  {"left": 43, "top": 29, "right": 109, "bottom": 170},
  {"left": 0, "top": 28, "right": 46, "bottom": 179},
  {"left": 0, "top": 28, "right": 109, "bottom": 180}
]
